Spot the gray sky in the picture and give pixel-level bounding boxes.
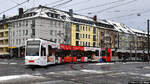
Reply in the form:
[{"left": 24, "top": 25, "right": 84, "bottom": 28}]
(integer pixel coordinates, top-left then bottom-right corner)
[{"left": 0, "top": 0, "right": 150, "bottom": 31}]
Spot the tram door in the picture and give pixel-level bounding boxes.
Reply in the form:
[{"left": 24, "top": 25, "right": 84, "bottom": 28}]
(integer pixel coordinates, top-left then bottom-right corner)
[
  {"left": 40, "top": 45, "right": 47, "bottom": 66},
  {"left": 47, "top": 45, "right": 55, "bottom": 64}
]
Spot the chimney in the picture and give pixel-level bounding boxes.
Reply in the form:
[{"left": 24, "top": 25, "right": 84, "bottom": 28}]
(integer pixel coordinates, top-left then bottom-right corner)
[
  {"left": 19, "top": 8, "right": 23, "bottom": 16},
  {"left": 93, "top": 15, "right": 97, "bottom": 22},
  {"left": 2, "top": 14, "right": 5, "bottom": 20},
  {"left": 39, "top": 5, "right": 42, "bottom": 8},
  {"left": 69, "top": 9, "right": 73, "bottom": 17}
]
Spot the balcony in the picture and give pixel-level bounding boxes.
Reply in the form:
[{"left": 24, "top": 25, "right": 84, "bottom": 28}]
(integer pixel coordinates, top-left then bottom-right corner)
[
  {"left": 0, "top": 29, "right": 8, "bottom": 33},
  {"left": 0, "top": 37, "right": 8, "bottom": 40},
  {"left": 0, "top": 52, "right": 9, "bottom": 55},
  {"left": 0, "top": 44, "right": 8, "bottom": 47}
]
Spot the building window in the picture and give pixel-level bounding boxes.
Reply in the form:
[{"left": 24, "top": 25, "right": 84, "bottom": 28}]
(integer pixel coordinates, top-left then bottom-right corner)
[
  {"left": 86, "top": 42, "right": 87, "bottom": 46},
  {"left": 23, "top": 30, "right": 25, "bottom": 36},
  {"left": 86, "top": 26, "right": 87, "bottom": 31},
  {"left": 76, "top": 24, "right": 79, "bottom": 31},
  {"left": 16, "top": 39, "right": 18, "bottom": 45},
  {"left": 83, "top": 26, "right": 85, "bottom": 31},
  {"left": 50, "top": 30, "right": 53, "bottom": 35},
  {"left": 19, "top": 30, "right": 21, "bottom": 36},
  {"left": 80, "top": 41, "right": 82, "bottom": 46},
  {"left": 93, "top": 42, "right": 96, "bottom": 47},
  {"left": 26, "top": 20, "right": 28, "bottom": 26},
  {"left": 76, "top": 41, "right": 79, "bottom": 46},
  {"left": 83, "top": 42, "right": 84, "bottom": 46},
  {"left": 76, "top": 33, "right": 79, "bottom": 39},
  {"left": 86, "top": 34, "right": 88, "bottom": 38},
  {"left": 19, "top": 39, "right": 21, "bottom": 45},
  {"left": 32, "top": 29, "right": 35, "bottom": 35},
  {"left": 26, "top": 30, "right": 28, "bottom": 35},
  {"left": 16, "top": 31, "right": 18, "bottom": 36},
  {"left": 80, "top": 34, "right": 82, "bottom": 38},
  {"left": 93, "top": 35, "right": 96, "bottom": 41},
  {"left": 83, "top": 34, "right": 85, "bottom": 38},
  {"left": 93, "top": 27, "right": 96, "bottom": 34},
  {"left": 88, "top": 42, "right": 90, "bottom": 46},
  {"left": 23, "top": 39, "right": 25, "bottom": 44}
]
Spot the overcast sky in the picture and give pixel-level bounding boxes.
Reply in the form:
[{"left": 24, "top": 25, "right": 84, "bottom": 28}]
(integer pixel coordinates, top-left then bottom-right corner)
[{"left": 0, "top": 0, "right": 150, "bottom": 31}]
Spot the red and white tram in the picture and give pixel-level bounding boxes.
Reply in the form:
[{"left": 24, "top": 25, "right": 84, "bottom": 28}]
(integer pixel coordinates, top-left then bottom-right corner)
[{"left": 25, "top": 38, "right": 102, "bottom": 66}]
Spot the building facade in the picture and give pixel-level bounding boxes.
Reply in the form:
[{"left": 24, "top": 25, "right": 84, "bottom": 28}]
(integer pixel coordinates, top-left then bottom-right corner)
[
  {"left": 0, "top": 20, "right": 9, "bottom": 56},
  {"left": 7, "top": 6, "right": 72, "bottom": 57}
]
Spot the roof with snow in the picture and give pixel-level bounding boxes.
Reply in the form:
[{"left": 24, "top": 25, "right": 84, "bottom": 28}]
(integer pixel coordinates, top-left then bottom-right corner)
[
  {"left": 130, "top": 28, "right": 146, "bottom": 34},
  {"left": 107, "top": 20, "right": 135, "bottom": 34},
  {"left": 3, "top": 5, "right": 113, "bottom": 29}
]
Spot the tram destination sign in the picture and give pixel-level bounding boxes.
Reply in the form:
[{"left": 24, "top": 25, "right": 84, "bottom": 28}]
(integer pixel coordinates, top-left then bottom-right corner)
[{"left": 27, "top": 41, "right": 40, "bottom": 45}]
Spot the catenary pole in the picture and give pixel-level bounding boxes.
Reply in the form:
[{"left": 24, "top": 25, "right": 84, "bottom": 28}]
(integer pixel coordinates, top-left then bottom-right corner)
[{"left": 147, "top": 19, "right": 149, "bottom": 61}]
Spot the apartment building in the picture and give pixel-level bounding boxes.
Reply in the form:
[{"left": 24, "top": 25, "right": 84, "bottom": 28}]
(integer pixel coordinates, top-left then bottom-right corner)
[
  {"left": 0, "top": 19, "right": 9, "bottom": 56},
  {"left": 71, "top": 14, "right": 100, "bottom": 47},
  {"left": 6, "top": 6, "right": 72, "bottom": 57}
]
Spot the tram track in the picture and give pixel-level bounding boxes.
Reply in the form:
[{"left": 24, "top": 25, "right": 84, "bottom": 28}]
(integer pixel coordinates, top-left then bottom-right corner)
[{"left": 69, "top": 64, "right": 87, "bottom": 70}]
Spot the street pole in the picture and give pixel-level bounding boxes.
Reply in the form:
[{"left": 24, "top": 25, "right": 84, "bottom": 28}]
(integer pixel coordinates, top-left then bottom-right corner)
[{"left": 147, "top": 19, "right": 149, "bottom": 61}]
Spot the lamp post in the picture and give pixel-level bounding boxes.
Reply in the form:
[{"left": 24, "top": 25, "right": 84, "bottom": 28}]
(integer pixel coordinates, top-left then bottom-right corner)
[{"left": 147, "top": 19, "right": 149, "bottom": 61}]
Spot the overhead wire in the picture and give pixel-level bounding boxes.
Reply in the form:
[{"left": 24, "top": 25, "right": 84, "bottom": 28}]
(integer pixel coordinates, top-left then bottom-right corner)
[
  {"left": 108, "top": 8, "right": 150, "bottom": 19},
  {"left": 75, "top": 0, "right": 126, "bottom": 12},
  {"left": 52, "top": 0, "right": 72, "bottom": 8},
  {"left": 0, "top": 0, "right": 30, "bottom": 15},
  {"left": 9, "top": 0, "right": 20, "bottom": 5},
  {"left": 45, "top": 0, "right": 66, "bottom": 6},
  {"left": 96, "top": 0, "right": 138, "bottom": 13},
  {"left": 85, "top": 0, "right": 138, "bottom": 15},
  {"left": 63, "top": 0, "right": 90, "bottom": 8}
]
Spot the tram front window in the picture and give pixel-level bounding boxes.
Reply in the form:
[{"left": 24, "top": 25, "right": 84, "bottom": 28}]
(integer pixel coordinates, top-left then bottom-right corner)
[
  {"left": 26, "top": 47, "right": 39, "bottom": 56},
  {"left": 26, "top": 40, "right": 40, "bottom": 56}
]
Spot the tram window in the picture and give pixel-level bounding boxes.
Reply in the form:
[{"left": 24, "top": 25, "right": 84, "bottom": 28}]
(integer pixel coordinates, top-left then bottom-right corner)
[
  {"left": 48, "top": 45, "right": 53, "bottom": 56},
  {"left": 101, "top": 51, "right": 105, "bottom": 56},
  {"left": 95, "top": 50, "right": 99, "bottom": 56},
  {"left": 41, "top": 46, "right": 46, "bottom": 56},
  {"left": 112, "top": 51, "right": 115, "bottom": 57}
]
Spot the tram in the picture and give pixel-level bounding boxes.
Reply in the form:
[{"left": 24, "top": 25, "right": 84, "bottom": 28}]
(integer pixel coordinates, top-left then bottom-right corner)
[{"left": 25, "top": 38, "right": 102, "bottom": 66}]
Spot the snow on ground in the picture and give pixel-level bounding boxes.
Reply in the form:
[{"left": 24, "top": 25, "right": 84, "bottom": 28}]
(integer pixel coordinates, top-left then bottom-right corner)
[
  {"left": 81, "top": 69, "right": 111, "bottom": 74},
  {"left": 89, "top": 63, "right": 114, "bottom": 65},
  {"left": 142, "top": 74, "right": 150, "bottom": 77},
  {"left": 0, "top": 74, "right": 46, "bottom": 82}
]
